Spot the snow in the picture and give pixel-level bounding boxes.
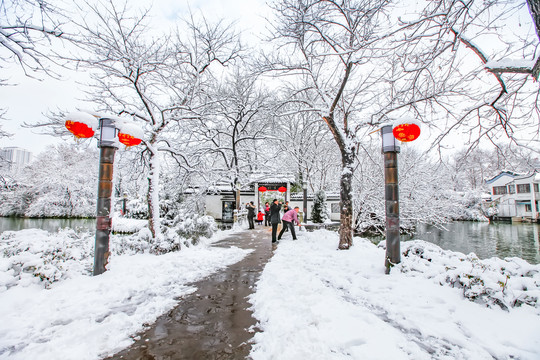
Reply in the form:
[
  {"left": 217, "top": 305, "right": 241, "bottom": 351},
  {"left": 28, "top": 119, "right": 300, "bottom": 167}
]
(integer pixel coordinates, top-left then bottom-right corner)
[
  {"left": 115, "top": 120, "right": 145, "bottom": 140},
  {"left": 391, "top": 116, "right": 420, "bottom": 128},
  {"left": 64, "top": 112, "right": 98, "bottom": 130},
  {"left": 485, "top": 59, "right": 535, "bottom": 70},
  {"left": 249, "top": 230, "right": 540, "bottom": 360},
  {"left": 111, "top": 217, "right": 147, "bottom": 233},
  {"left": 1, "top": 227, "right": 539, "bottom": 359},
  {"left": 0, "top": 228, "right": 251, "bottom": 360}
]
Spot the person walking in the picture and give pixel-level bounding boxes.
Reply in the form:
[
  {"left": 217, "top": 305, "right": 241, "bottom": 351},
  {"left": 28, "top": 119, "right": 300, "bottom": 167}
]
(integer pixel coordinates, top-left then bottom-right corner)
[
  {"left": 246, "top": 201, "right": 256, "bottom": 229},
  {"left": 269, "top": 199, "right": 282, "bottom": 243},
  {"left": 278, "top": 206, "right": 301, "bottom": 241},
  {"left": 264, "top": 202, "right": 271, "bottom": 226}
]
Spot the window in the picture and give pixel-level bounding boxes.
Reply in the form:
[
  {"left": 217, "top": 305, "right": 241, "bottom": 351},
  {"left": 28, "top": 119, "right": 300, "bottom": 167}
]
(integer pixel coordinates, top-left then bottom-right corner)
[
  {"left": 508, "top": 185, "right": 515, "bottom": 194},
  {"left": 525, "top": 204, "right": 532, "bottom": 212},
  {"left": 492, "top": 186, "right": 507, "bottom": 195},
  {"left": 534, "top": 183, "right": 539, "bottom": 192},
  {"left": 517, "top": 184, "right": 531, "bottom": 193},
  {"left": 331, "top": 203, "right": 340, "bottom": 214}
]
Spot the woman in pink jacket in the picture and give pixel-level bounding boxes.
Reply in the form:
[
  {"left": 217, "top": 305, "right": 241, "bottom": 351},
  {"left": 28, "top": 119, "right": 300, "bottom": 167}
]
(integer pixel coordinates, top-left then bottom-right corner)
[{"left": 277, "top": 206, "right": 301, "bottom": 241}]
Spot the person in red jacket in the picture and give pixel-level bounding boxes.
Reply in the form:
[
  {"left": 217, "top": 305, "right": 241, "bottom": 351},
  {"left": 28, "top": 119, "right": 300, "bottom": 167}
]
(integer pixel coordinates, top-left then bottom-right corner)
[{"left": 256, "top": 210, "right": 264, "bottom": 225}]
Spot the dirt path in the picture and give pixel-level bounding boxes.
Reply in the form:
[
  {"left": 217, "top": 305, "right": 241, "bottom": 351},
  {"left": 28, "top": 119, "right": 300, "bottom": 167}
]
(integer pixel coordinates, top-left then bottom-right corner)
[{"left": 107, "top": 228, "right": 273, "bottom": 360}]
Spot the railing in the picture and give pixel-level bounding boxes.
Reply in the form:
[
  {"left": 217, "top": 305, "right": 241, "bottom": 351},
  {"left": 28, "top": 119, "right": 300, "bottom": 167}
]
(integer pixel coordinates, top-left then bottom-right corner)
[{"left": 233, "top": 209, "right": 248, "bottom": 229}]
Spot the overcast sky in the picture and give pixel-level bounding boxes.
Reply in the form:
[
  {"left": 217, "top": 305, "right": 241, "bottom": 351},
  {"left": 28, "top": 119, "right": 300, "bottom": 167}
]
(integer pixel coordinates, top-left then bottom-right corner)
[
  {"left": 1, "top": 0, "right": 536, "bottom": 156},
  {"left": 0, "top": 0, "right": 270, "bottom": 155}
]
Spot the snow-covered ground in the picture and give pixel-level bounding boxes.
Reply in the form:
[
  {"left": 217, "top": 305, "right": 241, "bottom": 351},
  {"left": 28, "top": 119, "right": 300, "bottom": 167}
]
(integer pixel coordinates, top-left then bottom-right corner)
[
  {"left": 0, "top": 228, "right": 250, "bottom": 360},
  {"left": 249, "top": 230, "right": 540, "bottom": 360},
  {"left": 1, "top": 227, "right": 539, "bottom": 360}
]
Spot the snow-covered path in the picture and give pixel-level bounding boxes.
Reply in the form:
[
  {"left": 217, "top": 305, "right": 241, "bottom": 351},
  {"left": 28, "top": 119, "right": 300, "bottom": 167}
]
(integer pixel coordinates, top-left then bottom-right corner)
[
  {"left": 249, "top": 230, "right": 540, "bottom": 360},
  {"left": 108, "top": 228, "right": 273, "bottom": 359}
]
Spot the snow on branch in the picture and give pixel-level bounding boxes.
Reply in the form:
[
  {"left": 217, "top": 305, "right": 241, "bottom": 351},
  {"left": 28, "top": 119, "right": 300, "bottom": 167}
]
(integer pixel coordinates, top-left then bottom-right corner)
[{"left": 485, "top": 58, "right": 538, "bottom": 79}]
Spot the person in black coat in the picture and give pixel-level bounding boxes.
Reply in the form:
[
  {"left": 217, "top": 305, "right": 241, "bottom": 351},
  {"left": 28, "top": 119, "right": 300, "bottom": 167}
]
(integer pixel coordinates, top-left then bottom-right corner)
[
  {"left": 246, "top": 201, "right": 256, "bottom": 229},
  {"left": 269, "top": 199, "right": 282, "bottom": 242}
]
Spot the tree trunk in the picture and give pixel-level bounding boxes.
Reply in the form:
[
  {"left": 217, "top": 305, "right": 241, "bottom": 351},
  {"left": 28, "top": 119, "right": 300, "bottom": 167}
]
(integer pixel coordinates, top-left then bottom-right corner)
[
  {"left": 338, "top": 150, "right": 354, "bottom": 249},
  {"left": 147, "top": 149, "right": 161, "bottom": 240}
]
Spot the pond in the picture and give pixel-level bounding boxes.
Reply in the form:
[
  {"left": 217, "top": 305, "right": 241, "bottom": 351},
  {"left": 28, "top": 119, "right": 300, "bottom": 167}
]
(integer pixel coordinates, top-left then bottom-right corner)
[
  {"left": 0, "top": 217, "right": 96, "bottom": 234},
  {"left": 400, "top": 221, "right": 540, "bottom": 265}
]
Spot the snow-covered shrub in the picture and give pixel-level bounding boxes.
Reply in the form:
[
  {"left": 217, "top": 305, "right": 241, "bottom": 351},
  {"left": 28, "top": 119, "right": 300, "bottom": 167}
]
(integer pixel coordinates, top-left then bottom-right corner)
[
  {"left": 452, "top": 190, "right": 489, "bottom": 221},
  {"left": 123, "top": 195, "right": 149, "bottom": 219},
  {"left": 0, "top": 185, "right": 33, "bottom": 216},
  {"left": 397, "top": 240, "right": 540, "bottom": 311},
  {"left": 311, "top": 190, "right": 329, "bottom": 223},
  {"left": 111, "top": 212, "right": 218, "bottom": 255},
  {"left": 0, "top": 229, "right": 93, "bottom": 290},
  {"left": 171, "top": 212, "right": 217, "bottom": 245},
  {"left": 109, "top": 229, "right": 153, "bottom": 255},
  {"left": 112, "top": 216, "right": 148, "bottom": 233}
]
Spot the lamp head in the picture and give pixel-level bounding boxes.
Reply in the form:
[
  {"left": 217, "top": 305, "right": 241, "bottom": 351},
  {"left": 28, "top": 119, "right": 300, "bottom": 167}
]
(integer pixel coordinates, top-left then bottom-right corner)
[
  {"left": 98, "top": 118, "right": 118, "bottom": 148},
  {"left": 381, "top": 125, "right": 400, "bottom": 153}
]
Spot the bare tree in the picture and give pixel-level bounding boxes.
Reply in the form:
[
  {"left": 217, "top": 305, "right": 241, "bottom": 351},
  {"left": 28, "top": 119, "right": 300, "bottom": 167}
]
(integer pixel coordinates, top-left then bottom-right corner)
[
  {"left": 274, "top": 104, "right": 340, "bottom": 192},
  {"left": 190, "top": 67, "right": 273, "bottom": 205},
  {"left": 265, "top": 0, "right": 399, "bottom": 249},
  {"left": 266, "top": 0, "right": 539, "bottom": 249},
  {"left": 0, "top": 0, "right": 67, "bottom": 77},
  {"left": 29, "top": 1, "right": 242, "bottom": 240},
  {"left": 0, "top": 0, "right": 69, "bottom": 138}
]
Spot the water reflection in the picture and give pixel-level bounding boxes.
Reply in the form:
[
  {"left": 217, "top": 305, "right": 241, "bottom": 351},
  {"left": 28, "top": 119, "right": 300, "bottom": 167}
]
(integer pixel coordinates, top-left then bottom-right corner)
[
  {"left": 407, "top": 222, "right": 540, "bottom": 265},
  {"left": 0, "top": 217, "right": 96, "bottom": 234}
]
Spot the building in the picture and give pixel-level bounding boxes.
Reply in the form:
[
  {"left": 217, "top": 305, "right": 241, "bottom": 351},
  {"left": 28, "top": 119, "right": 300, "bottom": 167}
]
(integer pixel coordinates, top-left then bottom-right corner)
[
  {"left": 204, "top": 174, "right": 341, "bottom": 222},
  {"left": 0, "top": 147, "right": 32, "bottom": 171},
  {"left": 486, "top": 170, "right": 540, "bottom": 222}
]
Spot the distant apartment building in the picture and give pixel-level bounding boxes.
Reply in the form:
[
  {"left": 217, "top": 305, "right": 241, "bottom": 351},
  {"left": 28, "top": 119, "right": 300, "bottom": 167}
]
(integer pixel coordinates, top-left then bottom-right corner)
[
  {"left": 0, "top": 147, "right": 33, "bottom": 171},
  {"left": 486, "top": 170, "right": 540, "bottom": 222}
]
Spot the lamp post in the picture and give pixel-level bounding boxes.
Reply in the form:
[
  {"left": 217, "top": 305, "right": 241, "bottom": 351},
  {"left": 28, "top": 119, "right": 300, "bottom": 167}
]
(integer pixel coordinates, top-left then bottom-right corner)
[
  {"left": 94, "top": 118, "right": 117, "bottom": 275},
  {"left": 302, "top": 180, "right": 308, "bottom": 224},
  {"left": 64, "top": 112, "right": 142, "bottom": 276},
  {"left": 381, "top": 125, "right": 401, "bottom": 274},
  {"left": 380, "top": 120, "right": 421, "bottom": 274}
]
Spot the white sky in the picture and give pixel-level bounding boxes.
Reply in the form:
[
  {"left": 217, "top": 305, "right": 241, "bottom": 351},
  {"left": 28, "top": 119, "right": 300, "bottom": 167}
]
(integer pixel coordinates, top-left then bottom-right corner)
[
  {"left": 0, "top": 0, "right": 271, "bottom": 155},
  {"left": 0, "top": 0, "right": 537, "bottom": 157}
]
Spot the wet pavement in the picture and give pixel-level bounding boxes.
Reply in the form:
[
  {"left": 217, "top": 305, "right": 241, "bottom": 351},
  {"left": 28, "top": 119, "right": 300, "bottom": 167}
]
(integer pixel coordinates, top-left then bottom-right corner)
[{"left": 107, "top": 228, "right": 274, "bottom": 360}]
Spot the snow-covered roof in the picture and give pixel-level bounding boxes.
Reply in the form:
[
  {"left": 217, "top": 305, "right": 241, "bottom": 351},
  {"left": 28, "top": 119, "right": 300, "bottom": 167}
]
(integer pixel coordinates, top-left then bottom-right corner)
[
  {"left": 290, "top": 192, "right": 340, "bottom": 200},
  {"left": 248, "top": 173, "right": 296, "bottom": 184},
  {"left": 485, "top": 171, "right": 521, "bottom": 184},
  {"left": 512, "top": 170, "right": 539, "bottom": 182}
]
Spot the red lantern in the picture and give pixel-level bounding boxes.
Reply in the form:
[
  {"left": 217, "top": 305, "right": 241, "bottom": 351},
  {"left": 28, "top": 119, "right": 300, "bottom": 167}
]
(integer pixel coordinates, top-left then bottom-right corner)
[
  {"left": 118, "top": 132, "right": 142, "bottom": 147},
  {"left": 278, "top": 186, "right": 287, "bottom": 193},
  {"left": 65, "top": 120, "right": 95, "bottom": 138},
  {"left": 258, "top": 186, "right": 267, "bottom": 192},
  {"left": 393, "top": 123, "right": 420, "bottom": 142}
]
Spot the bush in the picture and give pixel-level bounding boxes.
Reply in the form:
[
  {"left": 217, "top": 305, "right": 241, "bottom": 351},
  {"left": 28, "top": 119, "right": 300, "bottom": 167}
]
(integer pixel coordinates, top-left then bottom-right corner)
[{"left": 311, "top": 190, "right": 329, "bottom": 223}]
